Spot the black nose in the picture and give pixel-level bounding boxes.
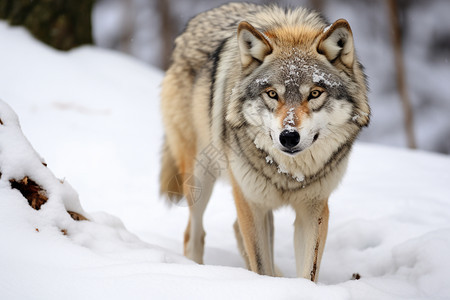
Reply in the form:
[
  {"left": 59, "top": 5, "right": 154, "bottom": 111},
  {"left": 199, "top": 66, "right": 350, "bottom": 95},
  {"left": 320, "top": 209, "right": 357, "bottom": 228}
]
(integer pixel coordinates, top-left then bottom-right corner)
[{"left": 279, "top": 130, "right": 300, "bottom": 149}]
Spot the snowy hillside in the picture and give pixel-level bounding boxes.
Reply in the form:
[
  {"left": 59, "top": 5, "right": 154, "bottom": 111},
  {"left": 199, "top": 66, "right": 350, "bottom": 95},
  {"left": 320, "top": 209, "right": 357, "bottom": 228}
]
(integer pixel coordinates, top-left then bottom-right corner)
[{"left": 1, "top": 22, "right": 450, "bottom": 300}]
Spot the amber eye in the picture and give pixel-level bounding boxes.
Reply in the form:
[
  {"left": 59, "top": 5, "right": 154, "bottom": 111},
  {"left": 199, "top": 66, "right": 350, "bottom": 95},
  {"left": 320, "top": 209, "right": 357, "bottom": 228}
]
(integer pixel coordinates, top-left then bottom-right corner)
[
  {"left": 309, "top": 90, "right": 323, "bottom": 100},
  {"left": 266, "top": 90, "right": 278, "bottom": 100}
]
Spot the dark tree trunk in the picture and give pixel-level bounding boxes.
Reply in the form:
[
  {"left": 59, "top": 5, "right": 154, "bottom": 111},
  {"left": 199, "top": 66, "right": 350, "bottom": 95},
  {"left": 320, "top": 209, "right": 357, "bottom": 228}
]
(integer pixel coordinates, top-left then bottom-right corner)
[
  {"left": 119, "top": 0, "right": 134, "bottom": 55},
  {"left": 157, "top": 0, "right": 176, "bottom": 70},
  {"left": 387, "top": 0, "right": 417, "bottom": 149},
  {"left": 309, "top": 0, "right": 325, "bottom": 12},
  {"left": 0, "top": 0, "right": 94, "bottom": 51}
]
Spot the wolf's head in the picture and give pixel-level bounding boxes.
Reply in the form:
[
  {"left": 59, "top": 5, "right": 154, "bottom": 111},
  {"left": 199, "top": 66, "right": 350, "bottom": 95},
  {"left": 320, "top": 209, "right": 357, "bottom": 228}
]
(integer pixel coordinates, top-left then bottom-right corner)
[{"left": 227, "top": 15, "right": 370, "bottom": 159}]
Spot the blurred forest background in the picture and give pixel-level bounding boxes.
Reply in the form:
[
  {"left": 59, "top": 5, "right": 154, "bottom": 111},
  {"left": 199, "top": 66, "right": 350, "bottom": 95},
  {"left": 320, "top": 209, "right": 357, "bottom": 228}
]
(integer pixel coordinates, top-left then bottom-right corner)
[{"left": 1, "top": 0, "right": 449, "bottom": 154}]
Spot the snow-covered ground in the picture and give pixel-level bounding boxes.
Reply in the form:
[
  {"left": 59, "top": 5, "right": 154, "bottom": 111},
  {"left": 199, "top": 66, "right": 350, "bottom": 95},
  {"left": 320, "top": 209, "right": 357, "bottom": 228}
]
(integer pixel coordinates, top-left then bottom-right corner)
[{"left": 1, "top": 21, "right": 450, "bottom": 299}]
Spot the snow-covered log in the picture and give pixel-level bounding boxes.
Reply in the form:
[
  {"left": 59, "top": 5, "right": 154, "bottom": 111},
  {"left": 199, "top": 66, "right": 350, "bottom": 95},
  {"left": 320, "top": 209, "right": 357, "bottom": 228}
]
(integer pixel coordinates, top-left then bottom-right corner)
[{"left": 0, "top": 100, "right": 88, "bottom": 232}]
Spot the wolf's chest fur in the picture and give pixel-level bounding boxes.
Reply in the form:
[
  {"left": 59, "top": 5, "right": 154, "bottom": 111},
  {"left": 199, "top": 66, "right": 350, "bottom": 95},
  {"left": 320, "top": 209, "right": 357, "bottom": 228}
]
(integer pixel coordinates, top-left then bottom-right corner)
[{"left": 225, "top": 126, "right": 351, "bottom": 208}]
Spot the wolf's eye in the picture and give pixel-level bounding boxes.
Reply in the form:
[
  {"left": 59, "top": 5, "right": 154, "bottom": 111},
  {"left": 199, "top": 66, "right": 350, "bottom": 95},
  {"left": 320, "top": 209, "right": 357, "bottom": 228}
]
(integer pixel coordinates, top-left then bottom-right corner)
[
  {"left": 309, "top": 90, "right": 323, "bottom": 100},
  {"left": 266, "top": 90, "right": 279, "bottom": 100}
]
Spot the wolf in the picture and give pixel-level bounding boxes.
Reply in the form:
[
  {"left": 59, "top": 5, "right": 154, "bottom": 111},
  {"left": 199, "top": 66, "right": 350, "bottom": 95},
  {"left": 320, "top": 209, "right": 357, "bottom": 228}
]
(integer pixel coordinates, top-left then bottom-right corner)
[{"left": 160, "top": 3, "right": 370, "bottom": 282}]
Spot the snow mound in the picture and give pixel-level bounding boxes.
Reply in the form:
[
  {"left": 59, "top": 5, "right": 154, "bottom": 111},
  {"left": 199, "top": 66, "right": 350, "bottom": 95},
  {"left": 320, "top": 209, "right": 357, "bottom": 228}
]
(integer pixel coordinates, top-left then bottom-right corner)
[{"left": 0, "top": 99, "right": 188, "bottom": 267}]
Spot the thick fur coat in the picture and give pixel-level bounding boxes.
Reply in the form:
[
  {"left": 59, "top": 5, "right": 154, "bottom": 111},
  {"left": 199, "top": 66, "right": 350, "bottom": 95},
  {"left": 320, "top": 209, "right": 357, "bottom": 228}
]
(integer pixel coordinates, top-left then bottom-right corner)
[{"left": 160, "top": 3, "right": 370, "bottom": 281}]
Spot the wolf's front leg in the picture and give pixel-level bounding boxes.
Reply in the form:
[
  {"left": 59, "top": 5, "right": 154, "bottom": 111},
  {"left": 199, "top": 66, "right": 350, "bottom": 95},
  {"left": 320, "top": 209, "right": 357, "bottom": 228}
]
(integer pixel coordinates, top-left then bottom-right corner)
[
  {"left": 230, "top": 175, "right": 275, "bottom": 276},
  {"left": 294, "top": 201, "right": 329, "bottom": 282}
]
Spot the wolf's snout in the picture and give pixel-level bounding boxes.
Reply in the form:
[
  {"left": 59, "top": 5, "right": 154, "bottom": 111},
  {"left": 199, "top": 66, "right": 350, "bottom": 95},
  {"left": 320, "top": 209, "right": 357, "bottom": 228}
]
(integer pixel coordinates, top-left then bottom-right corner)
[{"left": 279, "top": 130, "right": 300, "bottom": 149}]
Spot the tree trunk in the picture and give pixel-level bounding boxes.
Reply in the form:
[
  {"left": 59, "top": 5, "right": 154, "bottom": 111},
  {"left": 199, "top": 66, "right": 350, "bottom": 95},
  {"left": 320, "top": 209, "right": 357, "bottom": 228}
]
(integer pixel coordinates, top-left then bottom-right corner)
[
  {"left": 309, "top": 0, "right": 325, "bottom": 12},
  {"left": 0, "top": 0, "right": 94, "bottom": 51},
  {"left": 157, "top": 0, "right": 176, "bottom": 70},
  {"left": 387, "top": 0, "right": 417, "bottom": 149}
]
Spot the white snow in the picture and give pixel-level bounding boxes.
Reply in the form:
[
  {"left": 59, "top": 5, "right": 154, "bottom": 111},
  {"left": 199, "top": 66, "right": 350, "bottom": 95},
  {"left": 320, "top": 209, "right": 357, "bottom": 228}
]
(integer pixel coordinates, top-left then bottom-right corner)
[
  {"left": 292, "top": 173, "right": 305, "bottom": 183},
  {"left": 277, "top": 164, "right": 289, "bottom": 175},
  {"left": 312, "top": 70, "right": 341, "bottom": 87},
  {"left": 1, "top": 21, "right": 450, "bottom": 299},
  {"left": 254, "top": 139, "right": 263, "bottom": 150},
  {"left": 255, "top": 77, "right": 270, "bottom": 85},
  {"left": 283, "top": 107, "right": 296, "bottom": 131},
  {"left": 281, "top": 51, "right": 341, "bottom": 89}
]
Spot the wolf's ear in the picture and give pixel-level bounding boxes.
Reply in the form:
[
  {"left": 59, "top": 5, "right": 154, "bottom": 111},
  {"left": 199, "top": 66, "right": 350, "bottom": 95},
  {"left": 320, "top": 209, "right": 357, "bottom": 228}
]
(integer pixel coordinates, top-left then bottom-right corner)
[
  {"left": 237, "top": 21, "right": 273, "bottom": 68},
  {"left": 317, "top": 19, "right": 355, "bottom": 70}
]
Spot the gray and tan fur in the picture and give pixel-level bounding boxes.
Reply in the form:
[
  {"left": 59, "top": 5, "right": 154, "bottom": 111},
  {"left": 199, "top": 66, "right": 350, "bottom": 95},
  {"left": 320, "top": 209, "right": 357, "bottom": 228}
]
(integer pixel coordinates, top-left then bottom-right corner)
[{"left": 160, "top": 3, "right": 370, "bottom": 281}]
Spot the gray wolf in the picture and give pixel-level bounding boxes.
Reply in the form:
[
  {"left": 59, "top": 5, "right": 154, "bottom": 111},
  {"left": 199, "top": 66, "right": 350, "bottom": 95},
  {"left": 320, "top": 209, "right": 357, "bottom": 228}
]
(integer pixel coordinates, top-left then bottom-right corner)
[{"left": 160, "top": 2, "right": 370, "bottom": 281}]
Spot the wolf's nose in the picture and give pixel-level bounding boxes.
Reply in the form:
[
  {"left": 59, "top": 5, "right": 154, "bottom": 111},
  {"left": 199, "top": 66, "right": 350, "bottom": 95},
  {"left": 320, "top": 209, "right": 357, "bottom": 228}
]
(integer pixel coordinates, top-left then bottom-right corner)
[{"left": 279, "top": 130, "right": 300, "bottom": 149}]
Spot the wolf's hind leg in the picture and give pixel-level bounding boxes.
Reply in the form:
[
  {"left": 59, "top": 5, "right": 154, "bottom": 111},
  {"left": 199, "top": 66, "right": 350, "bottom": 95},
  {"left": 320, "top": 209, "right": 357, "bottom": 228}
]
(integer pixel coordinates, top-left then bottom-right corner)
[{"left": 183, "top": 160, "right": 216, "bottom": 264}]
